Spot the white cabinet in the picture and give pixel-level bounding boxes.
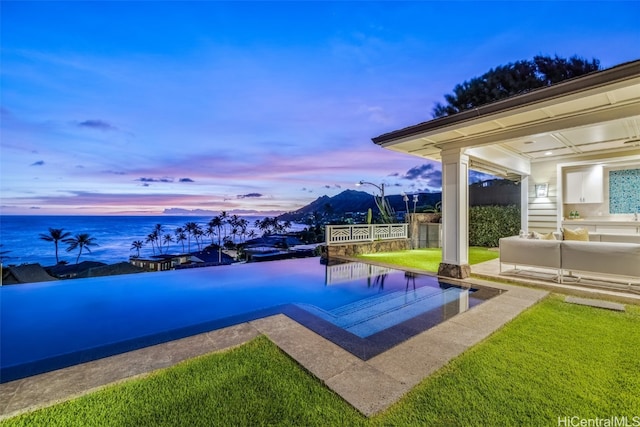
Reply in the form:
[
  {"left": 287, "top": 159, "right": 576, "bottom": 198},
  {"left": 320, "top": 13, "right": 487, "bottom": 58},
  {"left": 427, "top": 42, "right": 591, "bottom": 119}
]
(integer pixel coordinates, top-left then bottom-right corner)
[{"left": 564, "top": 166, "right": 603, "bottom": 203}]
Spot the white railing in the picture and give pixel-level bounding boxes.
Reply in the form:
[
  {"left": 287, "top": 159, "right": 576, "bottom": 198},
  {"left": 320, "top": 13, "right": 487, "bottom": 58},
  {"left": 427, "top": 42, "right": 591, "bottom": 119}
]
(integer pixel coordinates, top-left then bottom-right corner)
[{"left": 325, "top": 223, "right": 408, "bottom": 245}]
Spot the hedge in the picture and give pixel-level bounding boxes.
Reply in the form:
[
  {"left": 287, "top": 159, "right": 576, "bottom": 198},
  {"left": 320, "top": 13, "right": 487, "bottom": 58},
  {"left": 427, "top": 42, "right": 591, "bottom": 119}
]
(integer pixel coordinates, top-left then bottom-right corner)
[{"left": 468, "top": 205, "right": 520, "bottom": 247}]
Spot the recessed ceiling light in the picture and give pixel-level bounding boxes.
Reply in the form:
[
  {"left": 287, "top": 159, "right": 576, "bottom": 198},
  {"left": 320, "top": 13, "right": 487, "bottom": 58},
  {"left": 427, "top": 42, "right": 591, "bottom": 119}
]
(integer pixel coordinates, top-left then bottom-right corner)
[{"left": 544, "top": 151, "right": 553, "bottom": 156}]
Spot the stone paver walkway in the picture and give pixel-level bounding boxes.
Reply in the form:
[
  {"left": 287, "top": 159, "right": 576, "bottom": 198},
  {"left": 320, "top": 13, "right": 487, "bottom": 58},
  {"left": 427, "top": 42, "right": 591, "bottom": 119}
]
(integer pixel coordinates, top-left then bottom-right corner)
[
  {"left": 1, "top": 279, "right": 546, "bottom": 419},
  {"left": 565, "top": 296, "right": 626, "bottom": 311}
]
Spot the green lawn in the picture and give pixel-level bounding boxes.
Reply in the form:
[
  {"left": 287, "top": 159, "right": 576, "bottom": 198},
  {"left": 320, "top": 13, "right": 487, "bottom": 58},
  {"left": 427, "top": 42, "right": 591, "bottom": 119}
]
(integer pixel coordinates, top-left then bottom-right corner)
[
  {"left": 357, "top": 247, "right": 499, "bottom": 272},
  {"left": 4, "top": 296, "right": 639, "bottom": 426}
]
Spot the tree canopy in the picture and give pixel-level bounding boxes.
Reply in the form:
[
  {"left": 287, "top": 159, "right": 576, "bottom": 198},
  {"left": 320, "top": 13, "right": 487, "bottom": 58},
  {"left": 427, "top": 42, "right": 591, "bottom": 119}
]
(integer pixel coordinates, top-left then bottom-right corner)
[{"left": 432, "top": 55, "right": 601, "bottom": 118}]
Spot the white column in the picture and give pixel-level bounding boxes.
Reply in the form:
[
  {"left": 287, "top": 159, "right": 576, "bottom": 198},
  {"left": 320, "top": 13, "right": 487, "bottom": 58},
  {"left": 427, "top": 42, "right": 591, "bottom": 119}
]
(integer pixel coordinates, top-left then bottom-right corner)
[
  {"left": 520, "top": 175, "right": 530, "bottom": 232},
  {"left": 438, "top": 148, "right": 470, "bottom": 279}
]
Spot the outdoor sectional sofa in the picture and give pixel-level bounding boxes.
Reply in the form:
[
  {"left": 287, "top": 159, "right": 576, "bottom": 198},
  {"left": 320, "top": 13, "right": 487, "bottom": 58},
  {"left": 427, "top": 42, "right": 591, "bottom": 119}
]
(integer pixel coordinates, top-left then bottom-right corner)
[{"left": 499, "top": 233, "right": 640, "bottom": 285}]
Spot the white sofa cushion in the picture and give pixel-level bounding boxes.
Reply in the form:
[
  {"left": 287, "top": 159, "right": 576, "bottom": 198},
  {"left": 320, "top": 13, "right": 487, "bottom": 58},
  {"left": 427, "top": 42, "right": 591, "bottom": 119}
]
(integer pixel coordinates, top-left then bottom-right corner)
[
  {"left": 561, "top": 241, "right": 640, "bottom": 278},
  {"left": 599, "top": 234, "right": 640, "bottom": 244},
  {"left": 499, "top": 236, "right": 562, "bottom": 269}
]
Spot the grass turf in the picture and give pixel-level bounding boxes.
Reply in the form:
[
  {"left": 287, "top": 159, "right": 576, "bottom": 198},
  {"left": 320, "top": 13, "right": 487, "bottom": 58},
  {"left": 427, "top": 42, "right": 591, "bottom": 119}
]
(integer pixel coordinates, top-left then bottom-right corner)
[
  {"left": 2, "top": 336, "right": 363, "bottom": 427},
  {"left": 4, "top": 296, "right": 639, "bottom": 426},
  {"left": 357, "top": 247, "right": 499, "bottom": 272}
]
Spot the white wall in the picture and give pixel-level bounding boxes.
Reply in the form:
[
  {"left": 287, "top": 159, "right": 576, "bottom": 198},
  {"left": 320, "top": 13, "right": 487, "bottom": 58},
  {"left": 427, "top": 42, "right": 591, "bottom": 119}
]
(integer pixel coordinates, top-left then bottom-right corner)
[
  {"left": 564, "top": 164, "right": 639, "bottom": 219},
  {"left": 527, "top": 150, "right": 640, "bottom": 233},
  {"left": 527, "top": 160, "right": 559, "bottom": 233}
]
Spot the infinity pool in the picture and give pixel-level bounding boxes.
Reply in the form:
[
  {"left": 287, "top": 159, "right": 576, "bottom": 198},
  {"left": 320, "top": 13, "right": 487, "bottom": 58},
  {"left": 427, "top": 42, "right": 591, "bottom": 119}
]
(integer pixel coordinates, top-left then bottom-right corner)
[{"left": 0, "top": 257, "right": 501, "bottom": 383}]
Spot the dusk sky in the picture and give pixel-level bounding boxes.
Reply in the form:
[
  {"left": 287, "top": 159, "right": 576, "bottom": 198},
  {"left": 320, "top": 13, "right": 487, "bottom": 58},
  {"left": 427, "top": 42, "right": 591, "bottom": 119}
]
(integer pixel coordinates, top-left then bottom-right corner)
[{"left": 1, "top": 1, "right": 639, "bottom": 215}]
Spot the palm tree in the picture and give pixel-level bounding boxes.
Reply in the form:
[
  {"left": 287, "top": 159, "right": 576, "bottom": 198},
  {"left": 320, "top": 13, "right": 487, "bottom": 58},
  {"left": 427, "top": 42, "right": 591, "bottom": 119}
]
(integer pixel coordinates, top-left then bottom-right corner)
[
  {"left": 64, "top": 233, "right": 98, "bottom": 264},
  {"left": 174, "top": 228, "right": 187, "bottom": 253},
  {"left": 238, "top": 217, "right": 249, "bottom": 243},
  {"left": 207, "top": 216, "right": 226, "bottom": 263},
  {"left": 162, "top": 233, "right": 174, "bottom": 253},
  {"left": 184, "top": 222, "right": 198, "bottom": 253},
  {"left": 192, "top": 225, "right": 204, "bottom": 251},
  {"left": 146, "top": 232, "right": 158, "bottom": 255},
  {"left": 258, "top": 217, "right": 271, "bottom": 236},
  {"left": 220, "top": 211, "right": 229, "bottom": 242},
  {"left": 229, "top": 214, "right": 241, "bottom": 244},
  {"left": 130, "top": 240, "right": 144, "bottom": 258},
  {"left": 39, "top": 228, "right": 71, "bottom": 264},
  {"left": 153, "top": 224, "right": 164, "bottom": 250}
]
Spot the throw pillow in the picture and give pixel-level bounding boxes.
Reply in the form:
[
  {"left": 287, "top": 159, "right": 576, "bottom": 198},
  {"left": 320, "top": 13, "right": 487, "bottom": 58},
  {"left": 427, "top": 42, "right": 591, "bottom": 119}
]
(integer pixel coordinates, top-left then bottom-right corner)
[
  {"left": 531, "top": 231, "right": 556, "bottom": 240},
  {"left": 562, "top": 227, "right": 589, "bottom": 241}
]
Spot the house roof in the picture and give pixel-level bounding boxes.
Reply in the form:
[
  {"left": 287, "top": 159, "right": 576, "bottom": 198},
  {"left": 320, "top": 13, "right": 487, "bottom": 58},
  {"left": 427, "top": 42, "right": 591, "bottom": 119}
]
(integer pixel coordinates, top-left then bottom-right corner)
[
  {"left": 372, "top": 60, "right": 640, "bottom": 176},
  {"left": 2, "top": 264, "right": 58, "bottom": 285},
  {"left": 47, "top": 261, "right": 107, "bottom": 277},
  {"left": 76, "top": 262, "right": 145, "bottom": 278}
]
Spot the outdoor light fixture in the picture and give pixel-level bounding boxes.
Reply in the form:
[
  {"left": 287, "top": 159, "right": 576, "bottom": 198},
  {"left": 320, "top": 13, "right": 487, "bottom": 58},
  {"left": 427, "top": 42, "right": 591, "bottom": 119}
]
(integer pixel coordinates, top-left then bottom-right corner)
[
  {"left": 357, "top": 180, "right": 394, "bottom": 223},
  {"left": 535, "top": 183, "right": 549, "bottom": 198},
  {"left": 412, "top": 194, "right": 419, "bottom": 214},
  {"left": 357, "top": 180, "right": 384, "bottom": 194},
  {"left": 401, "top": 192, "right": 409, "bottom": 222}
]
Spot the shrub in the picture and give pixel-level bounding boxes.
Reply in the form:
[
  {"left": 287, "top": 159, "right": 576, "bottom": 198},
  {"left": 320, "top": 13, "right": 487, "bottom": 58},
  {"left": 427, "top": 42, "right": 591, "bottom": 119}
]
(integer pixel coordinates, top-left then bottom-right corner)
[{"left": 469, "top": 205, "right": 520, "bottom": 247}]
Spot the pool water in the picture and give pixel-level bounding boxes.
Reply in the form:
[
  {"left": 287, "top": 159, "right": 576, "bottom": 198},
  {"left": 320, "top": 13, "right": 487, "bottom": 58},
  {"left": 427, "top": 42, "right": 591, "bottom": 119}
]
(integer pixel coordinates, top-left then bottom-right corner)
[{"left": 0, "top": 257, "right": 501, "bottom": 383}]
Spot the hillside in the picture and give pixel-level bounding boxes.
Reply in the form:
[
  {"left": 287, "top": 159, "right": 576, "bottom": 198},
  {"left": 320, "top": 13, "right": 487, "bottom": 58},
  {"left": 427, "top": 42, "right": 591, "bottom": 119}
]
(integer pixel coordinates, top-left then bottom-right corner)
[
  {"left": 278, "top": 189, "right": 442, "bottom": 222},
  {"left": 278, "top": 179, "right": 521, "bottom": 223}
]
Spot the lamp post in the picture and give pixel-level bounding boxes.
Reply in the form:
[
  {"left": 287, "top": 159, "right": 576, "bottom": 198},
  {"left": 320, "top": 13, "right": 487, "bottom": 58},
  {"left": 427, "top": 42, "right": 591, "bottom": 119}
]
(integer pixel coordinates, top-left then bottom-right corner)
[
  {"left": 401, "top": 192, "right": 409, "bottom": 222},
  {"left": 357, "top": 180, "right": 385, "bottom": 198},
  {"left": 413, "top": 194, "right": 419, "bottom": 214},
  {"left": 356, "top": 180, "right": 393, "bottom": 223}
]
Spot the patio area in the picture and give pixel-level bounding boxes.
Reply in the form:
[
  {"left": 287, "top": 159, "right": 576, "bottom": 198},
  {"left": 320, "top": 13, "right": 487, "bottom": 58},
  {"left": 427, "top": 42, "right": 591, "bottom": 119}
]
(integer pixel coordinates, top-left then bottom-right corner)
[{"left": 472, "top": 258, "right": 640, "bottom": 305}]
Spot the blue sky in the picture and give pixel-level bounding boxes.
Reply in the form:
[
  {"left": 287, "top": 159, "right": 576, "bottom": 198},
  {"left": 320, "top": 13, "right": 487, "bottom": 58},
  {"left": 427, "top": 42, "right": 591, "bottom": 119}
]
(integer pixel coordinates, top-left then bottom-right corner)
[{"left": 1, "top": 1, "right": 639, "bottom": 215}]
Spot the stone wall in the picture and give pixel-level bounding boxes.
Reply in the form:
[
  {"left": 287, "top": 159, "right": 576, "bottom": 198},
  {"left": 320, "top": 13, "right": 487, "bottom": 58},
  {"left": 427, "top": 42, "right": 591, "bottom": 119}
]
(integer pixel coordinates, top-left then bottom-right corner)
[{"left": 320, "top": 238, "right": 410, "bottom": 260}]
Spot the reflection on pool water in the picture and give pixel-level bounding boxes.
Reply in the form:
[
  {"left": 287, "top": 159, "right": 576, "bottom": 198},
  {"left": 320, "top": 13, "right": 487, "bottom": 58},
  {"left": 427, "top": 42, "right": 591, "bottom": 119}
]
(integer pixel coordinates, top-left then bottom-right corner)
[{"left": 0, "top": 257, "right": 501, "bottom": 383}]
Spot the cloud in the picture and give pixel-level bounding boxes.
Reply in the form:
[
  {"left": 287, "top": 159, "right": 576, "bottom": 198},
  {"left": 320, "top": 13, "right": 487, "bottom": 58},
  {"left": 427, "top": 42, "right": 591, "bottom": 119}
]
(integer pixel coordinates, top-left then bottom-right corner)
[
  {"left": 401, "top": 163, "right": 442, "bottom": 189},
  {"left": 360, "top": 105, "right": 392, "bottom": 125},
  {"left": 30, "top": 160, "right": 45, "bottom": 166},
  {"left": 136, "top": 177, "right": 173, "bottom": 183},
  {"left": 236, "top": 193, "right": 263, "bottom": 199},
  {"left": 403, "top": 163, "right": 436, "bottom": 180},
  {"left": 470, "top": 170, "right": 497, "bottom": 183},
  {"left": 179, "top": 178, "right": 194, "bottom": 183},
  {"left": 77, "top": 119, "right": 118, "bottom": 131}
]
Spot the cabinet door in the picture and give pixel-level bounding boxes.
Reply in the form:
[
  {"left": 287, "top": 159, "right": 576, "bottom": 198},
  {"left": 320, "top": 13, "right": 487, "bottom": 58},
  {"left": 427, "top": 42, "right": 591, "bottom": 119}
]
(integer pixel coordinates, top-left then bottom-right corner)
[
  {"left": 565, "top": 171, "right": 584, "bottom": 203},
  {"left": 582, "top": 166, "right": 603, "bottom": 203}
]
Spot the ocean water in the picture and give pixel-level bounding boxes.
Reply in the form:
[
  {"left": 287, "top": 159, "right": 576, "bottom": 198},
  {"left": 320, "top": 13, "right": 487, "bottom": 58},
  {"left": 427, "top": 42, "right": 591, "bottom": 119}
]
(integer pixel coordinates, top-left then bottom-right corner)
[{"left": 0, "top": 215, "right": 301, "bottom": 266}]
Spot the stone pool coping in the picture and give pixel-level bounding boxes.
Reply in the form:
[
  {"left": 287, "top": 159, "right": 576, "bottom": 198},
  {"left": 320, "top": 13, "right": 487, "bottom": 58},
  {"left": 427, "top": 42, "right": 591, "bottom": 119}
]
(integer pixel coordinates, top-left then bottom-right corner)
[{"left": 0, "top": 278, "right": 547, "bottom": 419}]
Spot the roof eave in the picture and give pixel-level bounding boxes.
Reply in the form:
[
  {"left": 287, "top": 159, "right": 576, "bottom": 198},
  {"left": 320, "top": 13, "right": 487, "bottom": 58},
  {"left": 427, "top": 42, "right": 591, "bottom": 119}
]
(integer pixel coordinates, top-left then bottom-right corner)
[{"left": 372, "top": 59, "right": 640, "bottom": 146}]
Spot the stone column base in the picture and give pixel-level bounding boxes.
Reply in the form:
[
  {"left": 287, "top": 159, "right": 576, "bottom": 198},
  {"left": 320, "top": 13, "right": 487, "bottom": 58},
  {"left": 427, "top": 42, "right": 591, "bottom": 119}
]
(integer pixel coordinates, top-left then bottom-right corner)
[{"left": 437, "top": 262, "right": 471, "bottom": 279}]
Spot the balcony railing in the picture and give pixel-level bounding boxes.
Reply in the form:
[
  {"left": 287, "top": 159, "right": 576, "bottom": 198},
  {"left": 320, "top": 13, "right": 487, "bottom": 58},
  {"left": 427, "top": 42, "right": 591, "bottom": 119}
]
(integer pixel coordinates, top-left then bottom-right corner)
[{"left": 325, "top": 223, "right": 408, "bottom": 245}]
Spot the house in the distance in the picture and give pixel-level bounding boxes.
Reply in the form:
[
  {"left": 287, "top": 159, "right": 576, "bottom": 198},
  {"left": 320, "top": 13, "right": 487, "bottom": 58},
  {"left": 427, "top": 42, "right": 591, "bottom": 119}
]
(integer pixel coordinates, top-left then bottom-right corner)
[{"left": 2, "top": 264, "right": 58, "bottom": 285}]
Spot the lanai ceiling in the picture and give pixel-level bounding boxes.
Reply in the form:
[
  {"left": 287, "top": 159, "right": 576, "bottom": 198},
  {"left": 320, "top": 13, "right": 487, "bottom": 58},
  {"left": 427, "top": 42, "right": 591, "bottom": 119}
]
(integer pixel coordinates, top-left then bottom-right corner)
[{"left": 373, "top": 60, "right": 640, "bottom": 178}]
